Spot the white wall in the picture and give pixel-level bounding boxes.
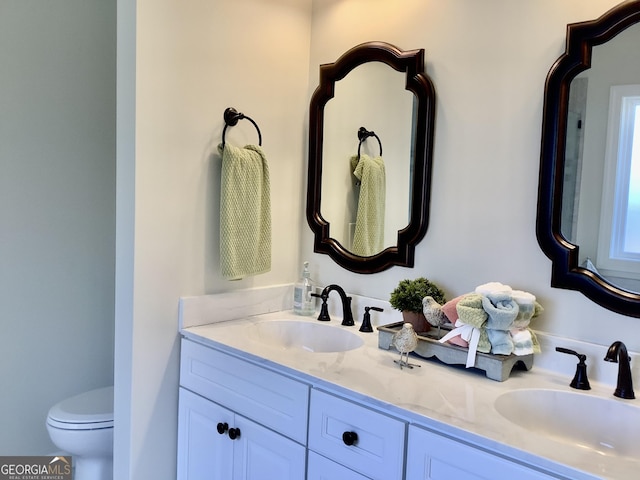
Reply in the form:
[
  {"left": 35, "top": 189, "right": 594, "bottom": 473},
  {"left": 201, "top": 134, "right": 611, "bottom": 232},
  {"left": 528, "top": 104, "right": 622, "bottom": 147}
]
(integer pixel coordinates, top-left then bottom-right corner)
[
  {"left": 0, "top": 0, "right": 116, "bottom": 454},
  {"left": 115, "top": 0, "right": 312, "bottom": 478},
  {"left": 116, "top": 0, "right": 640, "bottom": 478}
]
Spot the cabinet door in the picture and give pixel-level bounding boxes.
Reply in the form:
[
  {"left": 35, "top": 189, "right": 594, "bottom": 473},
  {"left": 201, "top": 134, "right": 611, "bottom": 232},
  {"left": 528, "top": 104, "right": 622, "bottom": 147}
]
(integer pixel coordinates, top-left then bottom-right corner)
[
  {"left": 232, "top": 414, "right": 306, "bottom": 480},
  {"left": 307, "top": 451, "right": 370, "bottom": 480},
  {"left": 406, "top": 425, "right": 558, "bottom": 480},
  {"left": 177, "top": 388, "right": 233, "bottom": 480}
]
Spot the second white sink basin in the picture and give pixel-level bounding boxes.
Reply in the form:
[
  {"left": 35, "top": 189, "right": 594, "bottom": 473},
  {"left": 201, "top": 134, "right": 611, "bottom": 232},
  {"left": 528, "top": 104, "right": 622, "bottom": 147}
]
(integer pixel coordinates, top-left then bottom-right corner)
[
  {"left": 248, "top": 320, "right": 364, "bottom": 353},
  {"left": 495, "top": 388, "right": 640, "bottom": 459}
]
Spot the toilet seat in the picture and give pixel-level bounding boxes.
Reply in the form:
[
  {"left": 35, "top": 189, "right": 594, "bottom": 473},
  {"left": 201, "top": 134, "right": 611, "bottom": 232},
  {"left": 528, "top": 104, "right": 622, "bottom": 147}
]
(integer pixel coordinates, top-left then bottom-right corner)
[{"left": 47, "top": 386, "right": 114, "bottom": 430}]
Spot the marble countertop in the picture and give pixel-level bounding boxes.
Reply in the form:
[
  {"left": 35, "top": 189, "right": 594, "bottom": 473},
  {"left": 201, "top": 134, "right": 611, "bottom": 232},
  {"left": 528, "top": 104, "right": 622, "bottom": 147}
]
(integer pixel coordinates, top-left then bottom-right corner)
[{"left": 181, "top": 310, "right": 639, "bottom": 480}]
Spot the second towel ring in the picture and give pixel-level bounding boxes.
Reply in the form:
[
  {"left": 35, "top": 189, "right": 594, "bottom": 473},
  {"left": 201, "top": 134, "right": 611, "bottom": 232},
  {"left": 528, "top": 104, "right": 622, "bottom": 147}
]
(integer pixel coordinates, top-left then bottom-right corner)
[
  {"left": 357, "top": 127, "right": 382, "bottom": 159},
  {"left": 221, "top": 107, "right": 262, "bottom": 148}
]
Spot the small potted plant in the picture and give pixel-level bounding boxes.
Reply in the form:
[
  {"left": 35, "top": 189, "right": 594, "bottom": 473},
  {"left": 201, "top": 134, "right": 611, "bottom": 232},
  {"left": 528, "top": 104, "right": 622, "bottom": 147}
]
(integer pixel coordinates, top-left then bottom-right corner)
[{"left": 389, "top": 277, "right": 446, "bottom": 332}]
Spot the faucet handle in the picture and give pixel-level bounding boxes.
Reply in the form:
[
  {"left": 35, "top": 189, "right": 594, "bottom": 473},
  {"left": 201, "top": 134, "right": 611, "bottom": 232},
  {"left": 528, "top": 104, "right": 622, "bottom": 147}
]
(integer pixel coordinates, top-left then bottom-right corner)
[
  {"left": 311, "top": 293, "right": 330, "bottom": 321},
  {"left": 556, "top": 347, "right": 591, "bottom": 390},
  {"left": 359, "top": 306, "right": 383, "bottom": 333}
]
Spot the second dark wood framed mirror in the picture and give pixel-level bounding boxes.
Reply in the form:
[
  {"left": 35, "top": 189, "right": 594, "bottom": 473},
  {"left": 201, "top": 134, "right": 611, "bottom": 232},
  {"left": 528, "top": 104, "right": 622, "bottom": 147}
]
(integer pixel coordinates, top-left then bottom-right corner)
[
  {"left": 537, "top": 0, "right": 640, "bottom": 317},
  {"left": 307, "top": 41, "right": 436, "bottom": 274}
]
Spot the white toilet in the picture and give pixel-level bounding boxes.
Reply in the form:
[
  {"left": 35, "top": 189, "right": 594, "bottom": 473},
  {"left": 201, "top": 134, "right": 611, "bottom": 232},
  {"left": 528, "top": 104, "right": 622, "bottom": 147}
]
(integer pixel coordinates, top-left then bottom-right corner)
[{"left": 46, "top": 386, "right": 114, "bottom": 480}]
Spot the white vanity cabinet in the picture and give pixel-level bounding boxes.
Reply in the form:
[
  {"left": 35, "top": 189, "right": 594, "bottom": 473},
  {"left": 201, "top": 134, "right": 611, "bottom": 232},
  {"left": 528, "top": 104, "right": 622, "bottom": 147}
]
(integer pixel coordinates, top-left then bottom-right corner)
[
  {"left": 177, "top": 339, "right": 308, "bottom": 480},
  {"left": 308, "top": 388, "right": 406, "bottom": 480},
  {"left": 178, "top": 334, "right": 577, "bottom": 480},
  {"left": 406, "top": 425, "right": 562, "bottom": 480},
  {"left": 177, "top": 388, "right": 305, "bottom": 480}
]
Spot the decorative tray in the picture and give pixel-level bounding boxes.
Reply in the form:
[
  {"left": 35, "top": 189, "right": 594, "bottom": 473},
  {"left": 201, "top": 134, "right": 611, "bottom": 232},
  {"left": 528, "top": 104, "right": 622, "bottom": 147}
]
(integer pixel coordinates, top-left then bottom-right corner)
[{"left": 377, "top": 321, "right": 533, "bottom": 382}]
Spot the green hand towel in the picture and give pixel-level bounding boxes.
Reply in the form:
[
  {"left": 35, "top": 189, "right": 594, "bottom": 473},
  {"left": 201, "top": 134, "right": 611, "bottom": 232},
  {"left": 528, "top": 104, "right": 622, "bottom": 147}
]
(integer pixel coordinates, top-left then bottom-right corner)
[
  {"left": 350, "top": 154, "right": 385, "bottom": 256},
  {"left": 219, "top": 143, "right": 271, "bottom": 280},
  {"left": 456, "top": 293, "right": 488, "bottom": 329}
]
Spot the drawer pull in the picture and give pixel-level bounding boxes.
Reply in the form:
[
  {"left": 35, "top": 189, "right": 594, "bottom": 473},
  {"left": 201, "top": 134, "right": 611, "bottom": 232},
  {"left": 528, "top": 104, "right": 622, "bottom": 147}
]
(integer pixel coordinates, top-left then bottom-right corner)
[
  {"left": 216, "top": 422, "right": 229, "bottom": 435},
  {"left": 342, "top": 431, "right": 358, "bottom": 446},
  {"left": 228, "top": 427, "right": 241, "bottom": 440}
]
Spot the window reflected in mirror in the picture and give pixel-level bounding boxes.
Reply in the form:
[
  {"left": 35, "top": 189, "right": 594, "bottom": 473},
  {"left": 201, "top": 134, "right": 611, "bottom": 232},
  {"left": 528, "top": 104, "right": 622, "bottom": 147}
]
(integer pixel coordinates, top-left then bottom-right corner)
[
  {"left": 596, "top": 85, "right": 640, "bottom": 285},
  {"left": 562, "top": 24, "right": 640, "bottom": 294}
]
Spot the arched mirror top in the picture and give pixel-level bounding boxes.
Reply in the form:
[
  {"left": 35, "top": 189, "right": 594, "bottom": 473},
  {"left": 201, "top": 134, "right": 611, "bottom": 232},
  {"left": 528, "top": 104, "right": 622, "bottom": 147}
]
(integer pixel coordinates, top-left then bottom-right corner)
[
  {"left": 537, "top": 0, "right": 640, "bottom": 317},
  {"left": 307, "top": 41, "right": 436, "bottom": 274}
]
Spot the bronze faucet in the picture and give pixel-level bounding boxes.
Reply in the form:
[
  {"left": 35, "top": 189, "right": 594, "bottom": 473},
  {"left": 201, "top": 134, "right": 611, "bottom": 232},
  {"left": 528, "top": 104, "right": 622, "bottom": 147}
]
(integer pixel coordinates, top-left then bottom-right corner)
[
  {"left": 604, "top": 341, "right": 635, "bottom": 399},
  {"left": 311, "top": 284, "right": 354, "bottom": 326}
]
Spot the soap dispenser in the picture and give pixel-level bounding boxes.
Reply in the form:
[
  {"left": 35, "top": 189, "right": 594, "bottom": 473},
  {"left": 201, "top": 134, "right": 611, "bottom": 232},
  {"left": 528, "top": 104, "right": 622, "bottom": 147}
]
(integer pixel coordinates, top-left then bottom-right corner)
[{"left": 293, "top": 262, "right": 315, "bottom": 316}]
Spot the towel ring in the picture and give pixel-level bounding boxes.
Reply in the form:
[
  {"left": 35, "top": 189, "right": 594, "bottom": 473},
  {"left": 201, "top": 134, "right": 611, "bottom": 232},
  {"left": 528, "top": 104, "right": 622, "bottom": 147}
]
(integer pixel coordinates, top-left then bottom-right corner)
[
  {"left": 357, "top": 127, "right": 382, "bottom": 159},
  {"left": 221, "top": 107, "right": 262, "bottom": 148}
]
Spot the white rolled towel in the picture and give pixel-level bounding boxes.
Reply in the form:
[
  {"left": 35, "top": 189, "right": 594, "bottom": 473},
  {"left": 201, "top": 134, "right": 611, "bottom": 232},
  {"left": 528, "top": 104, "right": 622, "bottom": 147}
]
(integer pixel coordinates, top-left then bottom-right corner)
[
  {"left": 475, "top": 281, "right": 512, "bottom": 297},
  {"left": 511, "top": 290, "right": 536, "bottom": 328},
  {"left": 510, "top": 328, "right": 534, "bottom": 355}
]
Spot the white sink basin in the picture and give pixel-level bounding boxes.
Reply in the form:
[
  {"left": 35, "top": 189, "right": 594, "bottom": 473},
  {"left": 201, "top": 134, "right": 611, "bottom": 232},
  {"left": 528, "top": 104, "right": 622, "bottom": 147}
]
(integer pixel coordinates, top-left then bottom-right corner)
[
  {"left": 495, "top": 388, "right": 640, "bottom": 458},
  {"left": 248, "top": 320, "right": 364, "bottom": 353}
]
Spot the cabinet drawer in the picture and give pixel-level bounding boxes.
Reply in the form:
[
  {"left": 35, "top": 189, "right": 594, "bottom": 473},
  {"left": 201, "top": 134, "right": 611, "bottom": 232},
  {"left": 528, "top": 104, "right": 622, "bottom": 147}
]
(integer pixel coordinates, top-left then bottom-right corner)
[
  {"left": 407, "top": 425, "right": 561, "bottom": 480},
  {"left": 308, "top": 389, "right": 406, "bottom": 480},
  {"left": 180, "top": 339, "right": 309, "bottom": 444},
  {"left": 307, "top": 451, "right": 370, "bottom": 480}
]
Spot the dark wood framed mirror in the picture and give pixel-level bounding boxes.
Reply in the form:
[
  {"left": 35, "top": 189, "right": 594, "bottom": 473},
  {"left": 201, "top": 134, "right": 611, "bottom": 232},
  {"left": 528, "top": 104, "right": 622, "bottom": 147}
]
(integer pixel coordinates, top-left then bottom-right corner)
[
  {"left": 537, "top": 0, "right": 640, "bottom": 317},
  {"left": 307, "top": 41, "right": 436, "bottom": 274}
]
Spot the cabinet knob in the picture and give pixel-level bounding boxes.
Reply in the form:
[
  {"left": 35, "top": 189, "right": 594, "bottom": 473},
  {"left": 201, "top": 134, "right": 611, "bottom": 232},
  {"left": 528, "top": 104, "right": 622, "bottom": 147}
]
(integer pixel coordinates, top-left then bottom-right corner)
[
  {"left": 216, "top": 422, "right": 228, "bottom": 435},
  {"left": 228, "top": 427, "right": 241, "bottom": 440},
  {"left": 342, "top": 431, "right": 358, "bottom": 446}
]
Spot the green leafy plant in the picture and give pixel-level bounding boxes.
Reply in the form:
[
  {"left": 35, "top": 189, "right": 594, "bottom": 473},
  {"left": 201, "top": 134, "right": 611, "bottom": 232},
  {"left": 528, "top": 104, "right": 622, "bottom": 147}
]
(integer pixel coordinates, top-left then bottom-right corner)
[{"left": 389, "top": 277, "right": 446, "bottom": 313}]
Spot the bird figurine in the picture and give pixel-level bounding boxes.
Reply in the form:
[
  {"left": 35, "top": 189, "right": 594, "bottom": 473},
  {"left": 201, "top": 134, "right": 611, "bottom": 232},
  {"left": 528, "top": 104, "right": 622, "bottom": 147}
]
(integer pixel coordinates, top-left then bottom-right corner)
[
  {"left": 392, "top": 323, "right": 420, "bottom": 369},
  {"left": 422, "top": 296, "right": 449, "bottom": 327}
]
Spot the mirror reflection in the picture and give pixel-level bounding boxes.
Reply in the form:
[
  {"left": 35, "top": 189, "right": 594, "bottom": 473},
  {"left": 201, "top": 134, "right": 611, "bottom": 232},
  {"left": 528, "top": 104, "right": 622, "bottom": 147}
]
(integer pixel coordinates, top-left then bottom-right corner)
[
  {"left": 537, "top": 0, "right": 640, "bottom": 317},
  {"left": 321, "top": 61, "right": 413, "bottom": 256},
  {"left": 562, "top": 23, "right": 640, "bottom": 293},
  {"left": 307, "top": 41, "right": 436, "bottom": 274}
]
